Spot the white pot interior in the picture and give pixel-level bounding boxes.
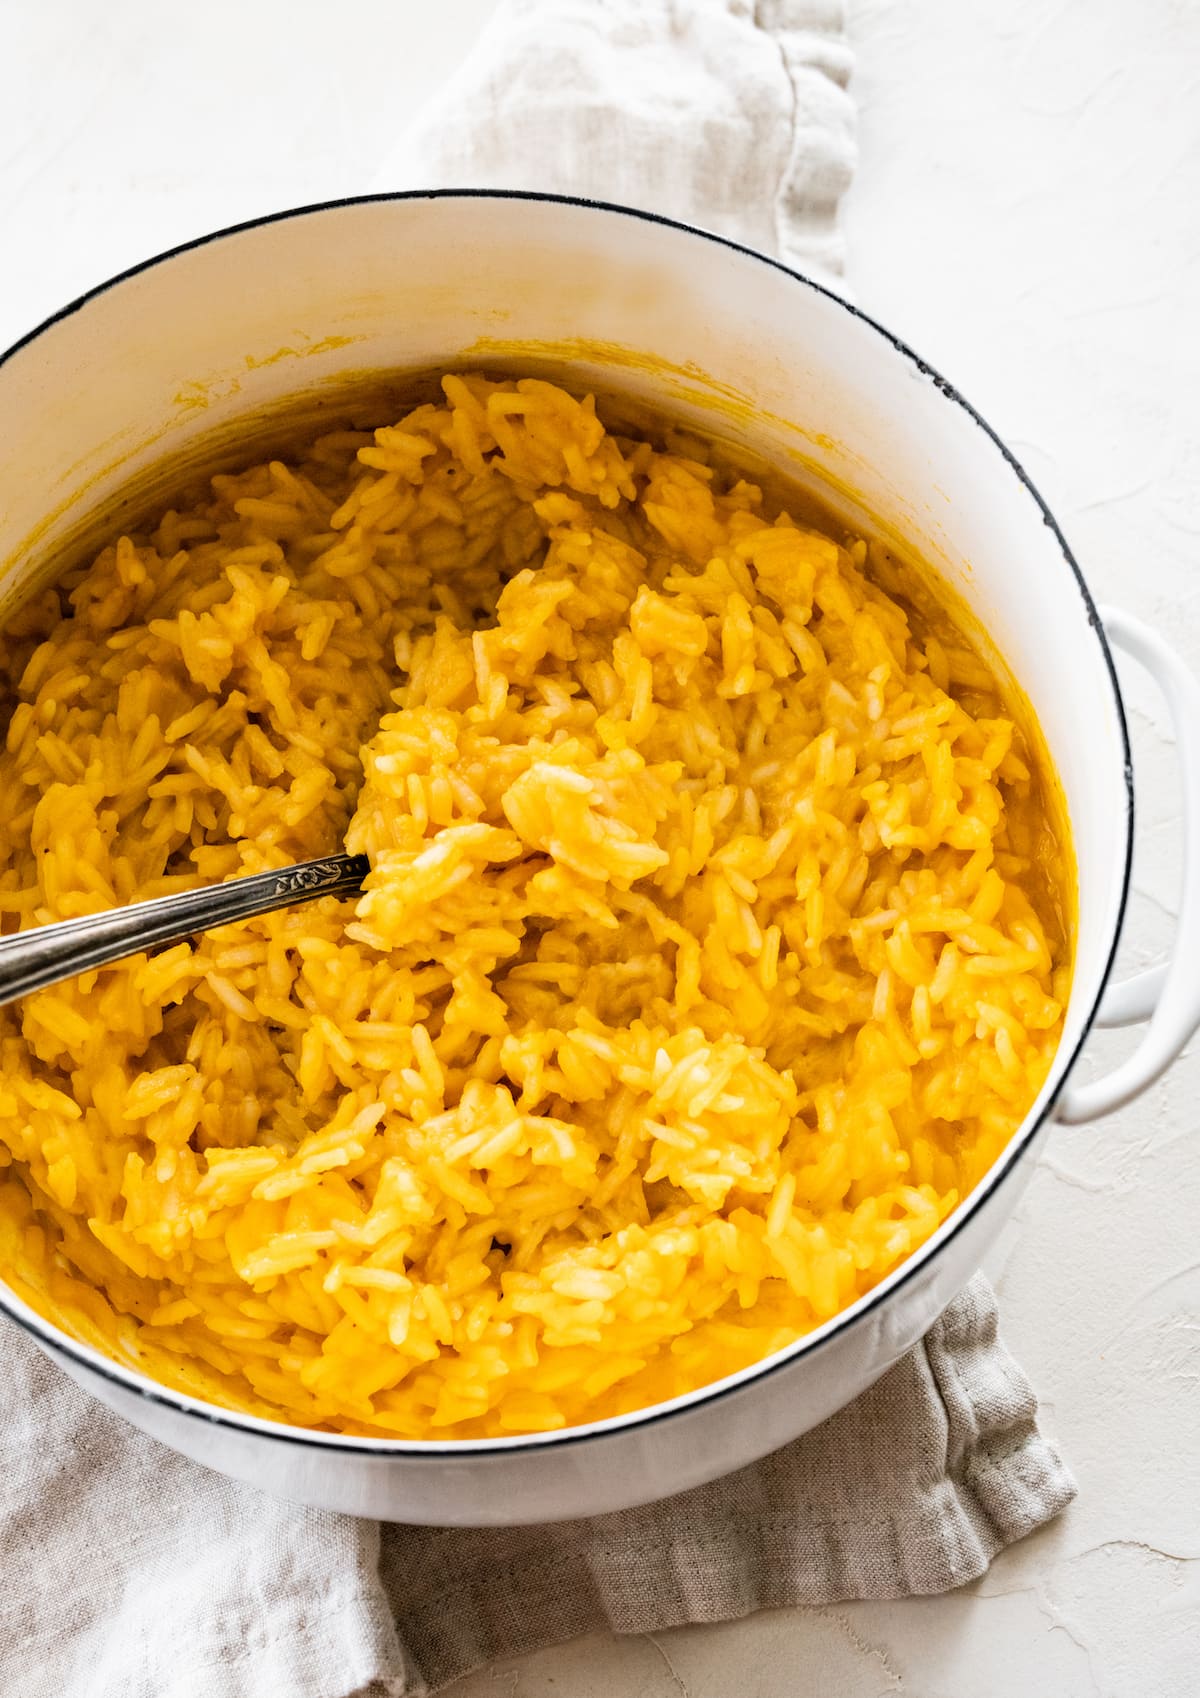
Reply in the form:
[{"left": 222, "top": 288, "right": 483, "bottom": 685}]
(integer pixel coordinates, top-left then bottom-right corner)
[{"left": 0, "top": 192, "right": 1126, "bottom": 1153}]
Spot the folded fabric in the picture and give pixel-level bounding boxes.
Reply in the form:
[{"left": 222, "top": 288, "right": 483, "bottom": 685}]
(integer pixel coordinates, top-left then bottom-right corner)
[
  {"left": 1, "top": 1277, "right": 1074, "bottom": 1698},
  {"left": 377, "top": 1276, "right": 1075, "bottom": 1692},
  {"left": 376, "top": 0, "right": 857, "bottom": 283}
]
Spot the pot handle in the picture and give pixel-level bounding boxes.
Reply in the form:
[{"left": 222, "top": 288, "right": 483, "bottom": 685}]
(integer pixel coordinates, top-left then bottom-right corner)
[{"left": 1056, "top": 606, "right": 1200, "bottom": 1123}]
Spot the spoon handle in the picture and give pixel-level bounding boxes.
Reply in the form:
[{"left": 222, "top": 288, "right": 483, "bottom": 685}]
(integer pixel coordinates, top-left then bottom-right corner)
[{"left": 0, "top": 852, "right": 369, "bottom": 1010}]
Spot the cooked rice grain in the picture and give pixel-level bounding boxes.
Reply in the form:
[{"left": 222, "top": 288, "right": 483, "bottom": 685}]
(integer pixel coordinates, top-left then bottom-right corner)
[{"left": 0, "top": 375, "right": 1070, "bottom": 1437}]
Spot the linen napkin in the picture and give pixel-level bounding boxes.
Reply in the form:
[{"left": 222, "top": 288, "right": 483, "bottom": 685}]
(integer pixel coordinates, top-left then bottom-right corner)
[
  {"left": 0, "top": 5, "right": 1076, "bottom": 1697},
  {"left": 2, "top": 1277, "right": 1073, "bottom": 1698},
  {"left": 379, "top": 0, "right": 856, "bottom": 283}
]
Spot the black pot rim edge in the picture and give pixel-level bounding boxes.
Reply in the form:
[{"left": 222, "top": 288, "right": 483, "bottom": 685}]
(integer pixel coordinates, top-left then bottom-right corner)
[{"left": 0, "top": 188, "right": 1135, "bottom": 1461}]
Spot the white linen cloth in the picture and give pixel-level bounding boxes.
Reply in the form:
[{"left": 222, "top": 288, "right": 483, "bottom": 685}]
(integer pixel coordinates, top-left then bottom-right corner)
[
  {"left": 0, "top": 5, "right": 1076, "bottom": 1696},
  {"left": 378, "top": 0, "right": 855, "bottom": 282},
  {"left": 1, "top": 1277, "right": 1075, "bottom": 1698}
]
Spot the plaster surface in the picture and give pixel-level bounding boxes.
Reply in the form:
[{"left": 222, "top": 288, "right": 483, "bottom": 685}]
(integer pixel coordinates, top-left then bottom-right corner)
[{"left": 2, "top": 3, "right": 1196, "bottom": 1692}]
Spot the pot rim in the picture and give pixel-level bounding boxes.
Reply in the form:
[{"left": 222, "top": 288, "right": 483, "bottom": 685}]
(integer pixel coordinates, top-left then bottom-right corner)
[{"left": 0, "top": 187, "right": 1134, "bottom": 1458}]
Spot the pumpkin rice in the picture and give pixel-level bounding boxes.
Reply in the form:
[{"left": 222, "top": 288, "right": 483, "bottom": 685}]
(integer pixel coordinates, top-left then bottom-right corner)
[{"left": 0, "top": 375, "right": 1069, "bottom": 1437}]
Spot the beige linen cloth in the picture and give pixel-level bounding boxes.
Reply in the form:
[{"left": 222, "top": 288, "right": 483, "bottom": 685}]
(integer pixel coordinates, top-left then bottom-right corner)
[{"left": 0, "top": 5, "right": 1075, "bottom": 1696}]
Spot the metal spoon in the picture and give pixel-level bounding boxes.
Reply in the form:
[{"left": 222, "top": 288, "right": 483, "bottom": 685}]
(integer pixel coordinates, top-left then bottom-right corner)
[{"left": 0, "top": 852, "right": 369, "bottom": 1009}]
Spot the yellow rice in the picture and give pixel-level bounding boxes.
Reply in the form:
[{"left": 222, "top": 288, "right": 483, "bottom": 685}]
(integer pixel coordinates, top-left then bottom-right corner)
[{"left": 0, "top": 375, "right": 1070, "bottom": 1437}]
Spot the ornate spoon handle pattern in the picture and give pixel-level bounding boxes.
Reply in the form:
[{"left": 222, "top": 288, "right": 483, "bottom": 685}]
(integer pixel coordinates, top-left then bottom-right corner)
[{"left": 0, "top": 852, "right": 369, "bottom": 1009}]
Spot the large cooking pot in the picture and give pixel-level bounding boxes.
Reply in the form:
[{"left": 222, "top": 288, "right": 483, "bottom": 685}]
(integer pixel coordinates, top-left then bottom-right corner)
[{"left": 2, "top": 192, "right": 1197, "bottom": 1525}]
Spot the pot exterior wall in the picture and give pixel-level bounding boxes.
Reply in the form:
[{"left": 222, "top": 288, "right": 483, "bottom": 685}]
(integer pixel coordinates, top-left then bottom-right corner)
[{"left": 40, "top": 1115, "right": 1052, "bottom": 1524}]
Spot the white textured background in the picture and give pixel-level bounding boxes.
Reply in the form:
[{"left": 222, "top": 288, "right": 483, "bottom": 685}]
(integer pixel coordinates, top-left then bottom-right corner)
[{"left": 2, "top": 2, "right": 1198, "bottom": 1694}]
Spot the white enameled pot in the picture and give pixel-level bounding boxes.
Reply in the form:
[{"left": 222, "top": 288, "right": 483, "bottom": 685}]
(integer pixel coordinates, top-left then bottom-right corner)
[{"left": 2, "top": 193, "right": 1198, "bottom": 1525}]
